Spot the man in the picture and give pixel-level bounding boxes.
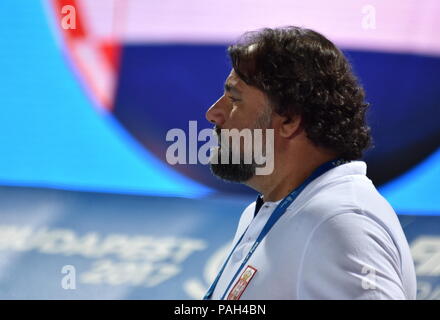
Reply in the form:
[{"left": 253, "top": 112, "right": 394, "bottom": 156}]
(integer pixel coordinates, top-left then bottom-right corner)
[{"left": 203, "top": 26, "right": 416, "bottom": 300}]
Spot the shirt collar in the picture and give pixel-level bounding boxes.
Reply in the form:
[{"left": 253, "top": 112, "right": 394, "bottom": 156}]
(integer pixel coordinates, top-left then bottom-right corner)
[{"left": 253, "top": 195, "right": 264, "bottom": 218}]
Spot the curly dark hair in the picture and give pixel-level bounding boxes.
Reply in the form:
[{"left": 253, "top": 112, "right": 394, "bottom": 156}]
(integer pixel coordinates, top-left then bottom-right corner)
[{"left": 228, "top": 26, "right": 372, "bottom": 160}]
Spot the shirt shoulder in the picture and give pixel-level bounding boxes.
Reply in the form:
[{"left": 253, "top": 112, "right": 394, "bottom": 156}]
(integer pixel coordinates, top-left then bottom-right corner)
[
  {"left": 285, "top": 161, "right": 416, "bottom": 299},
  {"left": 287, "top": 161, "right": 401, "bottom": 238},
  {"left": 298, "top": 212, "right": 414, "bottom": 299}
]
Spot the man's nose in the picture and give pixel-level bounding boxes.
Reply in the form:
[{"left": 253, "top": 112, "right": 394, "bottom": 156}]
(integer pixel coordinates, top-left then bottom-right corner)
[{"left": 205, "top": 96, "right": 226, "bottom": 126}]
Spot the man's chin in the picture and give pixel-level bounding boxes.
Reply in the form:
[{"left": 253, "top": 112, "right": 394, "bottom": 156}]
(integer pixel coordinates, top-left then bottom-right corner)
[{"left": 209, "top": 162, "right": 256, "bottom": 183}]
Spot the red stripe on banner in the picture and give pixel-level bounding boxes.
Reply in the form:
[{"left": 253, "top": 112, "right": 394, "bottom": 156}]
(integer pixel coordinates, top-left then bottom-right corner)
[
  {"left": 51, "top": 0, "right": 86, "bottom": 40},
  {"left": 48, "top": 0, "right": 121, "bottom": 111},
  {"left": 99, "top": 41, "right": 121, "bottom": 74},
  {"left": 49, "top": 0, "right": 116, "bottom": 111}
]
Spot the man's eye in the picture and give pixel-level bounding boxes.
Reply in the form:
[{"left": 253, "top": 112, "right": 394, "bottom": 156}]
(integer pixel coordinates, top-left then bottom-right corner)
[{"left": 229, "top": 96, "right": 241, "bottom": 103}]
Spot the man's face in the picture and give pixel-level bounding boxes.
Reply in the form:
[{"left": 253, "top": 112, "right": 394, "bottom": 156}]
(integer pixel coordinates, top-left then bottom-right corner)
[{"left": 205, "top": 70, "right": 273, "bottom": 182}]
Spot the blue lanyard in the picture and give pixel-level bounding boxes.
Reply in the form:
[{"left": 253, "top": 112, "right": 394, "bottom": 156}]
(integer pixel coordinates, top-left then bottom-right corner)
[{"left": 203, "top": 158, "right": 347, "bottom": 300}]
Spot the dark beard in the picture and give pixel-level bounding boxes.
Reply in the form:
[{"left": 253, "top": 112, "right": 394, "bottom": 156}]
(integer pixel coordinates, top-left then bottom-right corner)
[
  {"left": 209, "top": 108, "right": 272, "bottom": 183},
  {"left": 210, "top": 148, "right": 257, "bottom": 183}
]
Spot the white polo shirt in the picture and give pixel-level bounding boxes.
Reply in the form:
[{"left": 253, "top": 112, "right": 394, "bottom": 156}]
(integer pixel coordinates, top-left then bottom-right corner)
[{"left": 209, "top": 161, "right": 417, "bottom": 300}]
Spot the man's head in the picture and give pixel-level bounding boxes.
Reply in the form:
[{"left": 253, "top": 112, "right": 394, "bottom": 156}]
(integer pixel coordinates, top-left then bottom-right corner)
[{"left": 206, "top": 26, "right": 372, "bottom": 183}]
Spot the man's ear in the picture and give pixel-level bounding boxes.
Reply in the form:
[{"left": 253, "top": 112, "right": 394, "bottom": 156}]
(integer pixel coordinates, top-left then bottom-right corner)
[{"left": 278, "top": 114, "right": 303, "bottom": 138}]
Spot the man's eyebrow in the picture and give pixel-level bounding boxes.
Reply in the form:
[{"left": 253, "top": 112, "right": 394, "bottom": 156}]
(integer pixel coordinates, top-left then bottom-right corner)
[{"left": 224, "top": 82, "right": 242, "bottom": 94}]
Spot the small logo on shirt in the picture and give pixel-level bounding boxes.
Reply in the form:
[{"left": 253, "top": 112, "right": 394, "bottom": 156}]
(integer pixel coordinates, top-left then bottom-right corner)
[{"left": 227, "top": 265, "right": 257, "bottom": 300}]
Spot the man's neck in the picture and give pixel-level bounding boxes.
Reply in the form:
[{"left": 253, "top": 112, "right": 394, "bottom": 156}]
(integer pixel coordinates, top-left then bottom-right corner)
[{"left": 247, "top": 152, "right": 338, "bottom": 203}]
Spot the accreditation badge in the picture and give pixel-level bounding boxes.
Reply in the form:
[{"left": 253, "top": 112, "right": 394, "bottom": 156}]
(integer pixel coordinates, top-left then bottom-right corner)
[{"left": 227, "top": 265, "right": 257, "bottom": 300}]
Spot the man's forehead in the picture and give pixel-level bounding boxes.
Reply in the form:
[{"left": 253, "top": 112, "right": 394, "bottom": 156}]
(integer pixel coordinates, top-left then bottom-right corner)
[{"left": 225, "top": 70, "right": 245, "bottom": 89}]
